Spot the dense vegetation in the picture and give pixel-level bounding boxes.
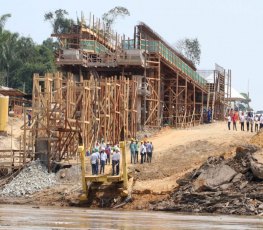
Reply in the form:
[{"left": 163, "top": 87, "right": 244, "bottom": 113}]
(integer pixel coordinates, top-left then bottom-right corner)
[{"left": 0, "top": 14, "right": 57, "bottom": 94}]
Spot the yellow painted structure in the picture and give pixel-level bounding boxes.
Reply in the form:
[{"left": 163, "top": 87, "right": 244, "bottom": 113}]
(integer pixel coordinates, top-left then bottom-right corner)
[
  {"left": 0, "top": 95, "right": 9, "bottom": 132},
  {"left": 78, "top": 145, "right": 88, "bottom": 201},
  {"left": 119, "top": 141, "right": 128, "bottom": 189}
]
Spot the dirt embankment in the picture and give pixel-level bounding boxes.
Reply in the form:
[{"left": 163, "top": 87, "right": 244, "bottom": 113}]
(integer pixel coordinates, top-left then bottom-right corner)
[{"left": 124, "top": 122, "right": 254, "bottom": 209}]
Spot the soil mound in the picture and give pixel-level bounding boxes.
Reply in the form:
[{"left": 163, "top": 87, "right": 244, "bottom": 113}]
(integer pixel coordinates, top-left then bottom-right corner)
[{"left": 251, "top": 129, "right": 263, "bottom": 148}]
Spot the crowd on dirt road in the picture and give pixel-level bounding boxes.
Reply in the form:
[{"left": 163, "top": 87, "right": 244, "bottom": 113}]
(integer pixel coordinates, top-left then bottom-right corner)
[
  {"left": 226, "top": 109, "right": 263, "bottom": 132},
  {"left": 88, "top": 136, "right": 154, "bottom": 176},
  {"left": 129, "top": 138, "right": 154, "bottom": 165}
]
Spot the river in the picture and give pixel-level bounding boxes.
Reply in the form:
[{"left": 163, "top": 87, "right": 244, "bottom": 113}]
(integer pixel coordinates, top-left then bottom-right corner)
[{"left": 0, "top": 205, "right": 262, "bottom": 229}]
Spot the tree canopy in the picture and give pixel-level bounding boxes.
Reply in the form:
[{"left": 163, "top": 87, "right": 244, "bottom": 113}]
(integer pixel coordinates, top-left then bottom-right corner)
[
  {"left": 175, "top": 38, "right": 201, "bottom": 66},
  {"left": 44, "top": 9, "right": 75, "bottom": 34},
  {"left": 0, "top": 14, "right": 56, "bottom": 93},
  {"left": 102, "top": 6, "right": 130, "bottom": 31}
]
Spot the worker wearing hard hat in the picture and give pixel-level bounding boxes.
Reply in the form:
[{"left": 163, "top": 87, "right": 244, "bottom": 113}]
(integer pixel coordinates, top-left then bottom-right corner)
[
  {"left": 129, "top": 138, "right": 136, "bottom": 164},
  {"left": 100, "top": 148, "right": 107, "bottom": 174}
]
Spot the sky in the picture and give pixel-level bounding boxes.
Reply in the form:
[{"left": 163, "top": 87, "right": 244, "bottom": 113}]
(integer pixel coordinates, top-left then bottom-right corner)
[{"left": 1, "top": 0, "right": 263, "bottom": 110}]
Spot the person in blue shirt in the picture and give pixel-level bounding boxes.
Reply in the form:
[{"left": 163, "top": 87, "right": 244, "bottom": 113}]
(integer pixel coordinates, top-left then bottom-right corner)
[
  {"left": 207, "top": 108, "right": 212, "bottom": 123},
  {"left": 129, "top": 139, "right": 136, "bottom": 164},
  {"left": 146, "top": 141, "right": 153, "bottom": 163}
]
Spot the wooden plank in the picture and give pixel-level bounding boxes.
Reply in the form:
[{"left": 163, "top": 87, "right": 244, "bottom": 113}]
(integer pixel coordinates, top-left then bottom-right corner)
[
  {"left": 85, "top": 175, "right": 108, "bottom": 183},
  {"left": 107, "top": 175, "right": 123, "bottom": 182}
]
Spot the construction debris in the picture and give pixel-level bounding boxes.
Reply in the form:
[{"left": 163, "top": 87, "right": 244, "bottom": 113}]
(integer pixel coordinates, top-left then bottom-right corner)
[
  {"left": 0, "top": 160, "right": 56, "bottom": 197},
  {"left": 152, "top": 144, "right": 263, "bottom": 215}
]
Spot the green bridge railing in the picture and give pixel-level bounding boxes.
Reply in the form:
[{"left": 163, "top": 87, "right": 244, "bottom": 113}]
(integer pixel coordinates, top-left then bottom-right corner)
[{"left": 122, "top": 39, "right": 207, "bottom": 87}]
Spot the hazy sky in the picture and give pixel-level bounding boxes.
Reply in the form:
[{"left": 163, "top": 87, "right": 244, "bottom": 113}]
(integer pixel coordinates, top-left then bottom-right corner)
[{"left": 1, "top": 0, "right": 262, "bottom": 110}]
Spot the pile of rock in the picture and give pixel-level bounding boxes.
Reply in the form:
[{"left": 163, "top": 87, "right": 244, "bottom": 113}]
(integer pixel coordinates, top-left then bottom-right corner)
[
  {"left": 0, "top": 160, "right": 56, "bottom": 197},
  {"left": 152, "top": 145, "right": 263, "bottom": 215}
]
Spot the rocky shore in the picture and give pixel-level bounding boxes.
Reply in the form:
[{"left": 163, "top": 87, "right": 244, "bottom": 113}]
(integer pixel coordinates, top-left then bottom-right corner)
[{"left": 152, "top": 144, "right": 263, "bottom": 216}]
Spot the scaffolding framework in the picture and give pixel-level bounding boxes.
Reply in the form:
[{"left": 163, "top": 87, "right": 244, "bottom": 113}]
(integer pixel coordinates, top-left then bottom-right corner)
[
  {"left": 198, "top": 64, "right": 231, "bottom": 121},
  {"left": 28, "top": 72, "right": 137, "bottom": 166}
]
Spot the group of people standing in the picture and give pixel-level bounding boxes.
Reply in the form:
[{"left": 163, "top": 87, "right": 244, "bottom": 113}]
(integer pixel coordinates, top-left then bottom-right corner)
[
  {"left": 89, "top": 137, "right": 155, "bottom": 176},
  {"left": 89, "top": 141, "right": 121, "bottom": 176},
  {"left": 129, "top": 138, "right": 154, "bottom": 164},
  {"left": 227, "top": 109, "right": 263, "bottom": 132}
]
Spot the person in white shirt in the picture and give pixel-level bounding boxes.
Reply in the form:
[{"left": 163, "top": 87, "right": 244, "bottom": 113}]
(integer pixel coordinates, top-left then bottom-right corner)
[
  {"left": 140, "top": 141, "right": 146, "bottom": 164},
  {"left": 90, "top": 150, "right": 99, "bottom": 175},
  {"left": 239, "top": 112, "right": 245, "bottom": 131},
  {"left": 100, "top": 149, "right": 107, "bottom": 174},
  {"left": 112, "top": 148, "right": 120, "bottom": 175},
  {"left": 227, "top": 115, "right": 232, "bottom": 131}
]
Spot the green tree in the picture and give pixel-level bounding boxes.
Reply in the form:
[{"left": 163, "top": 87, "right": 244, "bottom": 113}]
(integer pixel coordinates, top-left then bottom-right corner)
[
  {"left": 0, "top": 13, "right": 57, "bottom": 92},
  {"left": 1, "top": 31, "right": 19, "bottom": 86},
  {"left": 240, "top": 92, "right": 251, "bottom": 110},
  {"left": 102, "top": 6, "right": 130, "bottom": 31},
  {"left": 0, "top": 14, "right": 11, "bottom": 33},
  {"left": 175, "top": 38, "right": 201, "bottom": 66},
  {"left": 8, "top": 38, "right": 57, "bottom": 92},
  {"left": 44, "top": 9, "right": 75, "bottom": 34},
  {"left": 0, "top": 13, "right": 11, "bottom": 85}
]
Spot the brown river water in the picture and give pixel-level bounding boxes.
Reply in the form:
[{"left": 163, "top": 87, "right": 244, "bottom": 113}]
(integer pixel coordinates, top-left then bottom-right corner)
[{"left": 0, "top": 205, "right": 262, "bottom": 229}]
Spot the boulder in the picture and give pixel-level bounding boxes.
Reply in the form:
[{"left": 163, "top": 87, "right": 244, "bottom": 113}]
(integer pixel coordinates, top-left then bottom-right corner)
[
  {"left": 250, "top": 151, "right": 263, "bottom": 179},
  {"left": 219, "top": 183, "right": 233, "bottom": 190},
  {"left": 193, "top": 164, "right": 237, "bottom": 191},
  {"left": 235, "top": 145, "right": 259, "bottom": 160},
  {"left": 232, "top": 173, "right": 243, "bottom": 183}
]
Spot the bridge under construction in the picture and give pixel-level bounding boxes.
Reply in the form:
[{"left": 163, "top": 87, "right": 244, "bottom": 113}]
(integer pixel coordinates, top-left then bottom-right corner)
[{"left": 20, "top": 15, "right": 231, "bottom": 171}]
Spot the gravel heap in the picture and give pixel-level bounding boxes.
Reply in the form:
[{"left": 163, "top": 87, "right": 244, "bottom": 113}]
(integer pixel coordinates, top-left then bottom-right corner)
[{"left": 0, "top": 160, "right": 56, "bottom": 197}]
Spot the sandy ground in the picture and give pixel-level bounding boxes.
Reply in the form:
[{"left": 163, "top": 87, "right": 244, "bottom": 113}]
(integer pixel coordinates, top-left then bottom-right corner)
[{"left": 129, "top": 122, "right": 254, "bottom": 194}]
